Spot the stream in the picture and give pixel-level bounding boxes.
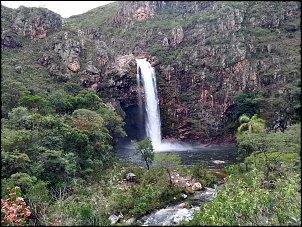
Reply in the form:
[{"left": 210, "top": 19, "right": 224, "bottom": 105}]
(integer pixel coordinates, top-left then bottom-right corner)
[
  {"left": 116, "top": 145, "right": 241, "bottom": 226},
  {"left": 137, "top": 187, "right": 219, "bottom": 226}
]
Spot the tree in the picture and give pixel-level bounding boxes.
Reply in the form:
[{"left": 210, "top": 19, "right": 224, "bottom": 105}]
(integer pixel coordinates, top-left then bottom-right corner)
[
  {"left": 8, "top": 173, "right": 38, "bottom": 195},
  {"left": 71, "top": 109, "right": 104, "bottom": 132},
  {"left": 1, "top": 150, "right": 31, "bottom": 178},
  {"left": 71, "top": 109, "right": 113, "bottom": 151},
  {"left": 1, "top": 80, "right": 30, "bottom": 118},
  {"left": 24, "top": 181, "right": 50, "bottom": 226},
  {"left": 1, "top": 128, "right": 32, "bottom": 177},
  {"left": 1, "top": 186, "right": 31, "bottom": 226},
  {"left": 154, "top": 152, "right": 181, "bottom": 187},
  {"left": 47, "top": 89, "right": 75, "bottom": 114},
  {"left": 40, "top": 149, "right": 76, "bottom": 186},
  {"left": 237, "top": 114, "right": 266, "bottom": 135},
  {"left": 233, "top": 91, "right": 264, "bottom": 118},
  {"left": 74, "top": 90, "right": 103, "bottom": 111},
  {"left": 241, "top": 123, "right": 301, "bottom": 181},
  {"left": 7, "top": 107, "right": 30, "bottom": 129},
  {"left": 96, "top": 105, "right": 127, "bottom": 144},
  {"left": 131, "top": 138, "right": 155, "bottom": 170},
  {"left": 237, "top": 114, "right": 266, "bottom": 170},
  {"left": 19, "top": 95, "right": 53, "bottom": 115}
]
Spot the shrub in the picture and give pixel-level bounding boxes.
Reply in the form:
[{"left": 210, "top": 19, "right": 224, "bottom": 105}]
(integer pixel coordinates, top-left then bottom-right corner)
[{"left": 1, "top": 186, "right": 31, "bottom": 226}]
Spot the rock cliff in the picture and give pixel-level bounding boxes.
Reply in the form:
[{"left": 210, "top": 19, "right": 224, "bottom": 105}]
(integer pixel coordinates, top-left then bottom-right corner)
[{"left": 1, "top": 1, "right": 300, "bottom": 144}]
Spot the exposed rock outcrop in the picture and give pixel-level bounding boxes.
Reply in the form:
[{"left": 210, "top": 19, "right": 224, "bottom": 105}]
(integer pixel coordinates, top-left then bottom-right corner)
[
  {"left": 1, "top": 30, "right": 23, "bottom": 50},
  {"left": 11, "top": 6, "right": 62, "bottom": 40},
  {"left": 1, "top": 4, "right": 62, "bottom": 50},
  {"left": 1, "top": 1, "right": 300, "bottom": 144}
]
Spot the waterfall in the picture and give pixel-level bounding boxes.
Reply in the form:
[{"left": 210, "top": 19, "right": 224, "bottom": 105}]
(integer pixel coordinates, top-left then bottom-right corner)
[
  {"left": 136, "top": 58, "right": 193, "bottom": 152},
  {"left": 136, "top": 59, "right": 162, "bottom": 150},
  {"left": 136, "top": 67, "right": 145, "bottom": 140}
]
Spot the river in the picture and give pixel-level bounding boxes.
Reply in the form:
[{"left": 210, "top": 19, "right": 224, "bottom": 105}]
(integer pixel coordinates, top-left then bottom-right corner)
[
  {"left": 116, "top": 144, "right": 241, "bottom": 169},
  {"left": 115, "top": 144, "right": 242, "bottom": 226}
]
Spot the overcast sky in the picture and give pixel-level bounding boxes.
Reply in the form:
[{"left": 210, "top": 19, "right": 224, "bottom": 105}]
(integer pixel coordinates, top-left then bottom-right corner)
[{"left": 1, "top": 1, "right": 115, "bottom": 18}]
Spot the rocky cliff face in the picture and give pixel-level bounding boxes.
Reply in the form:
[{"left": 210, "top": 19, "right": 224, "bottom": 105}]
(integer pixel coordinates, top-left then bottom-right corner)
[
  {"left": 1, "top": 1, "right": 300, "bottom": 144},
  {"left": 1, "top": 5, "right": 62, "bottom": 50},
  {"left": 107, "top": 1, "right": 301, "bottom": 143}
]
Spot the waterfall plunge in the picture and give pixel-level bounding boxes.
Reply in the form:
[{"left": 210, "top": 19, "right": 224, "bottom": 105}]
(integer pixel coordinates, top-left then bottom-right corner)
[
  {"left": 136, "top": 59, "right": 162, "bottom": 150},
  {"left": 136, "top": 59, "right": 192, "bottom": 152}
]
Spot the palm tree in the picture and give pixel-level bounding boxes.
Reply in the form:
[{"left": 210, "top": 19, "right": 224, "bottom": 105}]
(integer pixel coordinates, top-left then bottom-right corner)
[
  {"left": 237, "top": 114, "right": 266, "bottom": 171},
  {"left": 237, "top": 114, "right": 265, "bottom": 135}
]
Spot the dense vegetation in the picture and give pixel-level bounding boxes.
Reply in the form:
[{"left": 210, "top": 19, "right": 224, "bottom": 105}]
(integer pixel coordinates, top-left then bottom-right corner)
[
  {"left": 2, "top": 93, "right": 300, "bottom": 225},
  {"left": 180, "top": 118, "right": 301, "bottom": 226},
  {"left": 1, "top": 1, "right": 301, "bottom": 226},
  {"left": 0, "top": 84, "right": 217, "bottom": 225}
]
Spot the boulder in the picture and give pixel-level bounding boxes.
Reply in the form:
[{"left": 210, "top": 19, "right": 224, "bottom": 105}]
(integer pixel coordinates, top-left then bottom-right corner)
[
  {"left": 108, "top": 213, "right": 123, "bottom": 225},
  {"left": 192, "top": 182, "right": 203, "bottom": 191},
  {"left": 126, "top": 172, "right": 139, "bottom": 183},
  {"left": 212, "top": 160, "right": 225, "bottom": 164},
  {"left": 125, "top": 217, "right": 136, "bottom": 224}
]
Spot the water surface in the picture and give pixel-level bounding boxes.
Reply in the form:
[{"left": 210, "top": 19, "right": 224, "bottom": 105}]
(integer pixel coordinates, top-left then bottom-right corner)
[{"left": 116, "top": 144, "right": 241, "bottom": 168}]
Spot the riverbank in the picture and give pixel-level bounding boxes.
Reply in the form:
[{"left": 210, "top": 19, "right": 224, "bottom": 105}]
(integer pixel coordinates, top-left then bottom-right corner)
[{"left": 137, "top": 187, "right": 218, "bottom": 226}]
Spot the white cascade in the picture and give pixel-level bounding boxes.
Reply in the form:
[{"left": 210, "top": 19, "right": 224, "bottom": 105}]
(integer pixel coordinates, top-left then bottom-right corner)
[
  {"left": 136, "top": 67, "right": 144, "bottom": 139},
  {"left": 136, "top": 59, "right": 162, "bottom": 150},
  {"left": 136, "top": 58, "right": 192, "bottom": 152}
]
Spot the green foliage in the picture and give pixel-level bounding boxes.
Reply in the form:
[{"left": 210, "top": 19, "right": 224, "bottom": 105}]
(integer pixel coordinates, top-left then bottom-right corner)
[
  {"left": 6, "top": 106, "right": 30, "bottom": 129},
  {"left": 1, "top": 128, "right": 32, "bottom": 177},
  {"left": 5, "top": 173, "right": 38, "bottom": 196},
  {"left": 44, "top": 182, "right": 111, "bottom": 226},
  {"left": 71, "top": 108, "right": 114, "bottom": 155},
  {"left": 25, "top": 180, "right": 49, "bottom": 203},
  {"left": 225, "top": 163, "right": 246, "bottom": 175},
  {"left": 47, "top": 89, "right": 76, "bottom": 114},
  {"left": 154, "top": 152, "right": 181, "bottom": 168},
  {"left": 1, "top": 88, "right": 124, "bottom": 188},
  {"left": 1, "top": 1, "right": 301, "bottom": 225},
  {"left": 182, "top": 170, "right": 301, "bottom": 226},
  {"left": 182, "top": 121, "right": 301, "bottom": 226},
  {"left": 62, "top": 127, "right": 89, "bottom": 154},
  {"left": 74, "top": 90, "right": 104, "bottom": 111},
  {"left": 130, "top": 183, "right": 158, "bottom": 215},
  {"left": 63, "top": 82, "right": 83, "bottom": 96},
  {"left": 108, "top": 165, "right": 183, "bottom": 218},
  {"left": 66, "top": 1, "right": 118, "bottom": 32},
  {"left": 238, "top": 122, "right": 301, "bottom": 180},
  {"left": 97, "top": 104, "right": 127, "bottom": 141},
  {"left": 223, "top": 1, "right": 244, "bottom": 8},
  {"left": 154, "top": 152, "right": 181, "bottom": 187},
  {"left": 131, "top": 138, "right": 155, "bottom": 171},
  {"left": 238, "top": 114, "right": 250, "bottom": 123},
  {"left": 237, "top": 113, "right": 266, "bottom": 135},
  {"left": 20, "top": 95, "right": 53, "bottom": 115},
  {"left": 233, "top": 91, "right": 264, "bottom": 118},
  {"left": 40, "top": 149, "right": 76, "bottom": 186},
  {"left": 250, "top": 27, "right": 271, "bottom": 36},
  {"left": 139, "top": 165, "right": 164, "bottom": 185},
  {"left": 78, "top": 204, "right": 110, "bottom": 226},
  {"left": 1, "top": 80, "right": 30, "bottom": 118},
  {"left": 71, "top": 108, "right": 104, "bottom": 131},
  {"left": 190, "top": 163, "right": 216, "bottom": 187}
]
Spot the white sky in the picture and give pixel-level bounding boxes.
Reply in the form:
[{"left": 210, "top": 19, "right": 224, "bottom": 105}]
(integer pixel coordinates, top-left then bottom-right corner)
[{"left": 1, "top": 1, "right": 115, "bottom": 18}]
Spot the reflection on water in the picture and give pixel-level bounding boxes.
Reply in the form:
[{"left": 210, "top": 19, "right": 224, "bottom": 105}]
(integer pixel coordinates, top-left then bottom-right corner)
[{"left": 116, "top": 144, "right": 242, "bottom": 169}]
